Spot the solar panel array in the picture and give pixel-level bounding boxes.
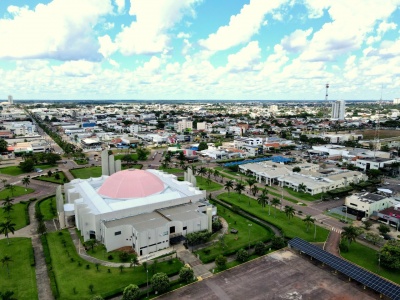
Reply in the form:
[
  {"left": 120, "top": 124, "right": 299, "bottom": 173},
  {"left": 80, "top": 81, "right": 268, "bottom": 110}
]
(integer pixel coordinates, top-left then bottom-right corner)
[
  {"left": 223, "top": 155, "right": 292, "bottom": 167},
  {"left": 288, "top": 237, "right": 400, "bottom": 300}
]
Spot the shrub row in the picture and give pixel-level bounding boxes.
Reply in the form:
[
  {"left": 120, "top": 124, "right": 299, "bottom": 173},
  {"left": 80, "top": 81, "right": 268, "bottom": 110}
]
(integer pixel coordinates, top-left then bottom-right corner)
[
  {"left": 40, "top": 234, "right": 60, "bottom": 298},
  {"left": 29, "top": 246, "right": 36, "bottom": 267}
]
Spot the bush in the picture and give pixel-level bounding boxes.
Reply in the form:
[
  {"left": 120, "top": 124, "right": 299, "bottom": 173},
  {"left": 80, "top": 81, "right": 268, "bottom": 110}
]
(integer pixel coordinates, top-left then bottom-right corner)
[
  {"left": 186, "top": 230, "right": 212, "bottom": 246},
  {"left": 179, "top": 266, "right": 194, "bottom": 283},
  {"left": 151, "top": 272, "right": 170, "bottom": 294},
  {"left": 212, "top": 219, "right": 223, "bottom": 232},
  {"left": 119, "top": 252, "right": 130, "bottom": 262},
  {"left": 254, "top": 241, "right": 266, "bottom": 255},
  {"left": 122, "top": 284, "right": 140, "bottom": 300},
  {"left": 215, "top": 255, "right": 227, "bottom": 269},
  {"left": 236, "top": 248, "right": 249, "bottom": 263},
  {"left": 271, "top": 237, "right": 286, "bottom": 250},
  {"left": 108, "top": 254, "right": 114, "bottom": 260},
  {"left": 339, "top": 241, "right": 349, "bottom": 253}
]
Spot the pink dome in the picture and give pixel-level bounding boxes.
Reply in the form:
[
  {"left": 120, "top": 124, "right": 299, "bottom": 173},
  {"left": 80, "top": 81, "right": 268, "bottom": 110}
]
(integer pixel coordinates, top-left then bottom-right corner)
[{"left": 98, "top": 170, "right": 164, "bottom": 199}]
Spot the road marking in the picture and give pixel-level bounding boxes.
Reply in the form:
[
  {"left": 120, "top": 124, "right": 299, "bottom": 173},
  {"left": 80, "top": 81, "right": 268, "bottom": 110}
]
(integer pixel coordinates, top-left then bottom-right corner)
[{"left": 331, "top": 227, "right": 342, "bottom": 234}]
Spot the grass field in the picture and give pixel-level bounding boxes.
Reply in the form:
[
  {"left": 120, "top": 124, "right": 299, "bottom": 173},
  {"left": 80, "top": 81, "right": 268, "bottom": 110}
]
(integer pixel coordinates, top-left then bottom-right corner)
[
  {"left": 70, "top": 166, "right": 102, "bottom": 179},
  {"left": 114, "top": 153, "right": 139, "bottom": 161},
  {"left": 0, "top": 164, "right": 54, "bottom": 176},
  {"left": 34, "top": 171, "right": 69, "bottom": 184},
  {"left": 341, "top": 242, "right": 400, "bottom": 284},
  {"left": 0, "top": 201, "right": 29, "bottom": 230},
  {"left": 46, "top": 230, "right": 183, "bottom": 300},
  {"left": 158, "top": 167, "right": 184, "bottom": 174},
  {"left": 284, "top": 187, "right": 322, "bottom": 201},
  {"left": 0, "top": 185, "right": 34, "bottom": 200},
  {"left": 86, "top": 243, "right": 138, "bottom": 264},
  {"left": 217, "top": 192, "right": 329, "bottom": 242},
  {"left": 38, "top": 196, "right": 57, "bottom": 221},
  {"left": 0, "top": 238, "right": 38, "bottom": 300},
  {"left": 196, "top": 202, "right": 273, "bottom": 263},
  {"left": 196, "top": 176, "right": 223, "bottom": 192},
  {"left": 356, "top": 129, "right": 400, "bottom": 140}
]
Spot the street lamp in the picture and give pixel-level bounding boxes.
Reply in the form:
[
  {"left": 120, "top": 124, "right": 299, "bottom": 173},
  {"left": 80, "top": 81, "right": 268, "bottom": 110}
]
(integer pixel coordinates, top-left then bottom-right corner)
[
  {"left": 345, "top": 206, "right": 348, "bottom": 223},
  {"left": 248, "top": 224, "right": 252, "bottom": 250},
  {"left": 314, "top": 222, "right": 317, "bottom": 241}
]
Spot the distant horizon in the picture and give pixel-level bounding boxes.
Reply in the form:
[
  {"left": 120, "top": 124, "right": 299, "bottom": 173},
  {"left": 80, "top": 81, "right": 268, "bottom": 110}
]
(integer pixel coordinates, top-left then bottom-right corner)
[{"left": 1, "top": 1, "right": 400, "bottom": 100}]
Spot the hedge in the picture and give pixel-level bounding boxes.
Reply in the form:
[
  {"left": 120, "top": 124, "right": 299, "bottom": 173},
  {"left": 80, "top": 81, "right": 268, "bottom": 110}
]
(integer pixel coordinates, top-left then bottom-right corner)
[{"left": 40, "top": 234, "right": 60, "bottom": 298}]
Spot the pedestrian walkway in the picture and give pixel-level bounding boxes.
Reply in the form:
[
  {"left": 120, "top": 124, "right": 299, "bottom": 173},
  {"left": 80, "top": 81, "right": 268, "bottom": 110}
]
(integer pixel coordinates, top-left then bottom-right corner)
[
  {"left": 324, "top": 230, "right": 341, "bottom": 257},
  {"left": 175, "top": 245, "right": 213, "bottom": 280}
]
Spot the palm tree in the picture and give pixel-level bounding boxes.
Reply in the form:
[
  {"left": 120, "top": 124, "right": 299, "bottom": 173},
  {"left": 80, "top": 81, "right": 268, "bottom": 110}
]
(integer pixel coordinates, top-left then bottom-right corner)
[
  {"left": 303, "top": 215, "right": 315, "bottom": 232},
  {"left": 2, "top": 197, "right": 13, "bottom": 220},
  {"left": 224, "top": 180, "right": 234, "bottom": 194},
  {"left": 190, "top": 165, "right": 197, "bottom": 175},
  {"left": 198, "top": 167, "right": 207, "bottom": 178},
  {"left": 284, "top": 206, "right": 296, "bottom": 222},
  {"left": 206, "top": 168, "right": 213, "bottom": 180},
  {"left": 0, "top": 221, "right": 16, "bottom": 245},
  {"left": 298, "top": 183, "right": 307, "bottom": 193},
  {"left": 257, "top": 191, "right": 269, "bottom": 214},
  {"left": 1, "top": 255, "right": 12, "bottom": 277},
  {"left": 22, "top": 177, "right": 30, "bottom": 190},
  {"left": 251, "top": 185, "right": 259, "bottom": 197},
  {"left": 246, "top": 178, "right": 257, "bottom": 194},
  {"left": 5, "top": 184, "right": 16, "bottom": 197},
  {"left": 341, "top": 225, "right": 359, "bottom": 247},
  {"left": 234, "top": 182, "right": 245, "bottom": 202},
  {"left": 271, "top": 198, "right": 280, "bottom": 218},
  {"left": 179, "top": 160, "right": 186, "bottom": 170},
  {"left": 213, "top": 169, "right": 221, "bottom": 181}
]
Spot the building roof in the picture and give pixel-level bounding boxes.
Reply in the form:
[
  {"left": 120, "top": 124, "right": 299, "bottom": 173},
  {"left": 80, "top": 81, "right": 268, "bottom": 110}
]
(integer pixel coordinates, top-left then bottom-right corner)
[{"left": 98, "top": 169, "right": 165, "bottom": 199}]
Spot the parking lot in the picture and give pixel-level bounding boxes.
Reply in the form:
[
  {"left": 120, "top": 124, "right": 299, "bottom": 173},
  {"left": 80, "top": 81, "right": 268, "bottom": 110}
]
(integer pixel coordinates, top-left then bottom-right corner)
[{"left": 158, "top": 250, "right": 380, "bottom": 300}]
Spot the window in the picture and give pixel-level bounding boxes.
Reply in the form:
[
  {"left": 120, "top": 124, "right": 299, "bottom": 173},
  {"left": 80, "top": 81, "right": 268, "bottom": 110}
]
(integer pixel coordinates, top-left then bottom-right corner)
[
  {"left": 183, "top": 226, "right": 187, "bottom": 230},
  {"left": 170, "top": 226, "right": 175, "bottom": 234},
  {"left": 114, "top": 231, "right": 121, "bottom": 236}
]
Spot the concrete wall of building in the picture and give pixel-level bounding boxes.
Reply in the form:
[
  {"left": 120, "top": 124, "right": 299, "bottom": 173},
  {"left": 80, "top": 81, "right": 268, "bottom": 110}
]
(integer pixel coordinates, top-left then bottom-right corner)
[{"left": 103, "top": 224, "right": 133, "bottom": 251}]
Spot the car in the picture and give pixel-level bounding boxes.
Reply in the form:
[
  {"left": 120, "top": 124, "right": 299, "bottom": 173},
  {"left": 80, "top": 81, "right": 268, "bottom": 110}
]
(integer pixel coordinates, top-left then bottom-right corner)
[
  {"left": 383, "top": 234, "right": 394, "bottom": 240},
  {"left": 35, "top": 168, "right": 43, "bottom": 173},
  {"left": 230, "top": 229, "right": 238, "bottom": 234},
  {"left": 334, "top": 197, "right": 340, "bottom": 200}
]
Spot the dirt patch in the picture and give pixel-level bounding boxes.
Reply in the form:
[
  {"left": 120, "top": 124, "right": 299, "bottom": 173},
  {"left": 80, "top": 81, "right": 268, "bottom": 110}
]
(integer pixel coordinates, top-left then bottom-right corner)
[
  {"left": 356, "top": 129, "right": 400, "bottom": 140},
  {"left": 114, "top": 246, "right": 137, "bottom": 254}
]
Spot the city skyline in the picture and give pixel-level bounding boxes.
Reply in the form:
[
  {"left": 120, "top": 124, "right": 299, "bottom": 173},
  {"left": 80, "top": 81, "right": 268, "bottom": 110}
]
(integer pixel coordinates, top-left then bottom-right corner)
[{"left": 1, "top": 0, "right": 400, "bottom": 100}]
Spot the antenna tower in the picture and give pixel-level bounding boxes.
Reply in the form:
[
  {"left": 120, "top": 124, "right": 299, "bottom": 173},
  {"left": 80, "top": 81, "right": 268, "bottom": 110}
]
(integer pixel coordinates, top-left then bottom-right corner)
[
  {"left": 323, "top": 83, "right": 329, "bottom": 135},
  {"left": 373, "top": 86, "right": 383, "bottom": 158}
]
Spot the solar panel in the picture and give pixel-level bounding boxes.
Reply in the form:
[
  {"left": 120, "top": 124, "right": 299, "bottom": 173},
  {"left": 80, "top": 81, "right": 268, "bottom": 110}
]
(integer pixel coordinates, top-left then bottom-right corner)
[
  {"left": 288, "top": 237, "right": 400, "bottom": 300},
  {"left": 223, "top": 156, "right": 293, "bottom": 167}
]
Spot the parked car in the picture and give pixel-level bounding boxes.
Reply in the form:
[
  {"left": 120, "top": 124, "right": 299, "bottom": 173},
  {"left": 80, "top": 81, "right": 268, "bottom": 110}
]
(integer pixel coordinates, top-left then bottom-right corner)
[
  {"left": 35, "top": 168, "right": 43, "bottom": 173},
  {"left": 383, "top": 234, "right": 394, "bottom": 240}
]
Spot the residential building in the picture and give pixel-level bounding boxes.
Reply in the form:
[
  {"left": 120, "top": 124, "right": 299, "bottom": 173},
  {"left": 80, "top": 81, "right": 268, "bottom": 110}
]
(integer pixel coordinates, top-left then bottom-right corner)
[
  {"left": 175, "top": 118, "right": 193, "bottom": 133},
  {"left": 331, "top": 100, "right": 345, "bottom": 120}
]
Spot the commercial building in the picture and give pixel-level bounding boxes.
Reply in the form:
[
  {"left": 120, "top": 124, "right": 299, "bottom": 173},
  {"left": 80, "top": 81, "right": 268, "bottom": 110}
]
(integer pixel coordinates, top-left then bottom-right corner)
[
  {"left": 393, "top": 98, "right": 400, "bottom": 105},
  {"left": 345, "top": 192, "right": 395, "bottom": 218},
  {"left": 175, "top": 118, "right": 193, "bottom": 133},
  {"left": 331, "top": 100, "right": 345, "bottom": 120},
  {"left": 57, "top": 168, "right": 215, "bottom": 256}
]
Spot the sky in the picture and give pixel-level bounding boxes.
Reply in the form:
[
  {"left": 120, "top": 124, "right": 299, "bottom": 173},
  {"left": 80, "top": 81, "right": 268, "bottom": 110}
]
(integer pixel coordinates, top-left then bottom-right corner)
[{"left": 0, "top": 0, "right": 400, "bottom": 101}]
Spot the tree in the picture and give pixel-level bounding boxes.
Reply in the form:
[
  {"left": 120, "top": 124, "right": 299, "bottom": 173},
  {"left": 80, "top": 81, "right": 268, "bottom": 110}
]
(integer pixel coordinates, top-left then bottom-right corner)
[
  {"left": 54, "top": 173, "right": 60, "bottom": 181},
  {"left": 363, "top": 220, "right": 373, "bottom": 231},
  {"left": 122, "top": 284, "right": 140, "bottom": 300},
  {"left": 84, "top": 239, "right": 97, "bottom": 252},
  {"left": 378, "top": 224, "right": 390, "bottom": 235},
  {"left": 365, "top": 232, "right": 383, "bottom": 245},
  {"left": 224, "top": 180, "right": 234, "bottom": 194},
  {"left": 122, "top": 154, "right": 134, "bottom": 166},
  {"left": 151, "top": 272, "right": 170, "bottom": 293},
  {"left": 0, "top": 139, "right": 8, "bottom": 153},
  {"left": 2, "top": 197, "right": 13, "bottom": 219},
  {"left": 251, "top": 185, "right": 259, "bottom": 197},
  {"left": 22, "top": 177, "right": 30, "bottom": 190},
  {"left": 271, "top": 198, "right": 280, "bottom": 218},
  {"left": 298, "top": 183, "right": 307, "bottom": 193},
  {"left": 292, "top": 166, "right": 301, "bottom": 173},
  {"left": 136, "top": 147, "right": 150, "bottom": 161},
  {"left": 0, "top": 221, "right": 16, "bottom": 244},
  {"left": 198, "top": 167, "right": 207, "bottom": 177},
  {"left": 303, "top": 215, "right": 315, "bottom": 232},
  {"left": 5, "top": 184, "right": 16, "bottom": 197},
  {"left": 366, "top": 169, "right": 382, "bottom": 180},
  {"left": 379, "top": 240, "right": 400, "bottom": 270},
  {"left": 236, "top": 248, "right": 249, "bottom": 262},
  {"left": 284, "top": 205, "right": 295, "bottom": 221},
  {"left": 271, "top": 237, "right": 286, "bottom": 250},
  {"left": 234, "top": 182, "right": 245, "bottom": 201},
  {"left": 179, "top": 266, "right": 194, "bottom": 283},
  {"left": 341, "top": 225, "right": 361, "bottom": 247},
  {"left": 1, "top": 255, "right": 12, "bottom": 277},
  {"left": 19, "top": 158, "right": 35, "bottom": 172},
  {"left": 130, "top": 254, "right": 139, "bottom": 268},
  {"left": 245, "top": 178, "right": 257, "bottom": 193},
  {"left": 254, "top": 241, "right": 267, "bottom": 255},
  {"left": 91, "top": 296, "right": 104, "bottom": 300},
  {"left": 37, "top": 221, "right": 47, "bottom": 235},
  {"left": 213, "top": 169, "right": 221, "bottom": 181},
  {"left": 257, "top": 191, "right": 269, "bottom": 213},
  {"left": 47, "top": 170, "right": 53, "bottom": 177},
  {"left": 215, "top": 255, "right": 227, "bottom": 269},
  {"left": 198, "top": 141, "right": 208, "bottom": 151}
]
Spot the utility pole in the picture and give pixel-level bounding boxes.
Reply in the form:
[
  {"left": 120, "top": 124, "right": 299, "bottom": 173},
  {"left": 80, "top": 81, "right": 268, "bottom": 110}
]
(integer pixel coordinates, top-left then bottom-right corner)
[{"left": 248, "top": 224, "right": 252, "bottom": 251}]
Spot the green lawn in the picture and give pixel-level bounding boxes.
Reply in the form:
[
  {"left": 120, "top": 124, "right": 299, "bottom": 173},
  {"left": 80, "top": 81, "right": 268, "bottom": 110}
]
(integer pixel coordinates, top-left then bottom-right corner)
[
  {"left": 0, "top": 185, "right": 34, "bottom": 200},
  {"left": 0, "top": 164, "right": 54, "bottom": 176},
  {"left": 74, "top": 159, "right": 88, "bottom": 165},
  {"left": 86, "top": 243, "right": 138, "bottom": 264},
  {"left": 46, "top": 230, "right": 183, "bottom": 300},
  {"left": 38, "top": 196, "right": 57, "bottom": 221},
  {"left": 196, "top": 176, "right": 223, "bottom": 192},
  {"left": 0, "top": 238, "right": 38, "bottom": 300},
  {"left": 159, "top": 167, "right": 184, "bottom": 174},
  {"left": 70, "top": 166, "right": 102, "bottom": 179},
  {"left": 341, "top": 242, "right": 400, "bottom": 284},
  {"left": 217, "top": 192, "right": 329, "bottom": 242},
  {"left": 265, "top": 188, "right": 301, "bottom": 205},
  {"left": 34, "top": 171, "right": 69, "bottom": 184},
  {"left": 196, "top": 202, "right": 274, "bottom": 263},
  {"left": 284, "top": 187, "right": 322, "bottom": 201},
  {"left": 114, "top": 153, "right": 139, "bottom": 161},
  {"left": 0, "top": 202, "right": 29, "bottom": 230},
  {"left": 121, "top": 164, "right": 143, "bottom": 170}
]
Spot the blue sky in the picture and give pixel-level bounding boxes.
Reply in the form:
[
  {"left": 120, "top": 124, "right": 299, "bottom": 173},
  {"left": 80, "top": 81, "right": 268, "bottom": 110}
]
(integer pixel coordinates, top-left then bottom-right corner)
[{"left": 0, "top": 0, "right": 400, "bottom": 101}]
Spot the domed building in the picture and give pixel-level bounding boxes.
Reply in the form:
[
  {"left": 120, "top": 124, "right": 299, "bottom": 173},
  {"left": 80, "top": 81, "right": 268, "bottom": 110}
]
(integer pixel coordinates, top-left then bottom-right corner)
[{"left": 56, "top": 168, "right": 215, "bottom": 256}]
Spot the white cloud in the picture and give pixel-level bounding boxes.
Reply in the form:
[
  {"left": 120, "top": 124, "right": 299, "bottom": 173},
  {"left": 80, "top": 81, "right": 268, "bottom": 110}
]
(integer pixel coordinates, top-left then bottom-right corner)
[
  {"left": 115, "top": 0, "right": 200, "bottom": 55},
  {"left": 226, "top": 41, "right": 261, "bottom": 72},
  {"left": 98, "top": 35, "right": 118, "bottom": 58},
  {"left": 366, "top": 21, "right": 397, "bottom": 45},
  {"left": 272, "top": 12, "right": 283, "bottom": 21},
  {"left": 199, "top": 0, "right": 288, "bottom": 51},
  {"left": 114, "top": 0, "right": 125, "bottom": 14},
  {"left": 103, "top": 22, "right": 115, "bottom": 30},
  {"left": 177, "top": 32, "right": 191, "bottom": 39},
  {"left": 52, "top": 60, "right": 101, "bottom": 77},
  {"left": 303, "top": 0, "right": 330, "bottom": 19},
  {"left": 0, "top": 0, "right": 113, "bottom": 61},
  {"left": 182, "top": 39, "right": 192, "bottom": 55},
  {"left": 108, "top": 59, "right": 120, "bottom": 68},
  {"left": 300, "top": 0, "right": 400, "bottom": 62},
  {"left": 281, "top": 28, "right": 312, "bottom": 52}
]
